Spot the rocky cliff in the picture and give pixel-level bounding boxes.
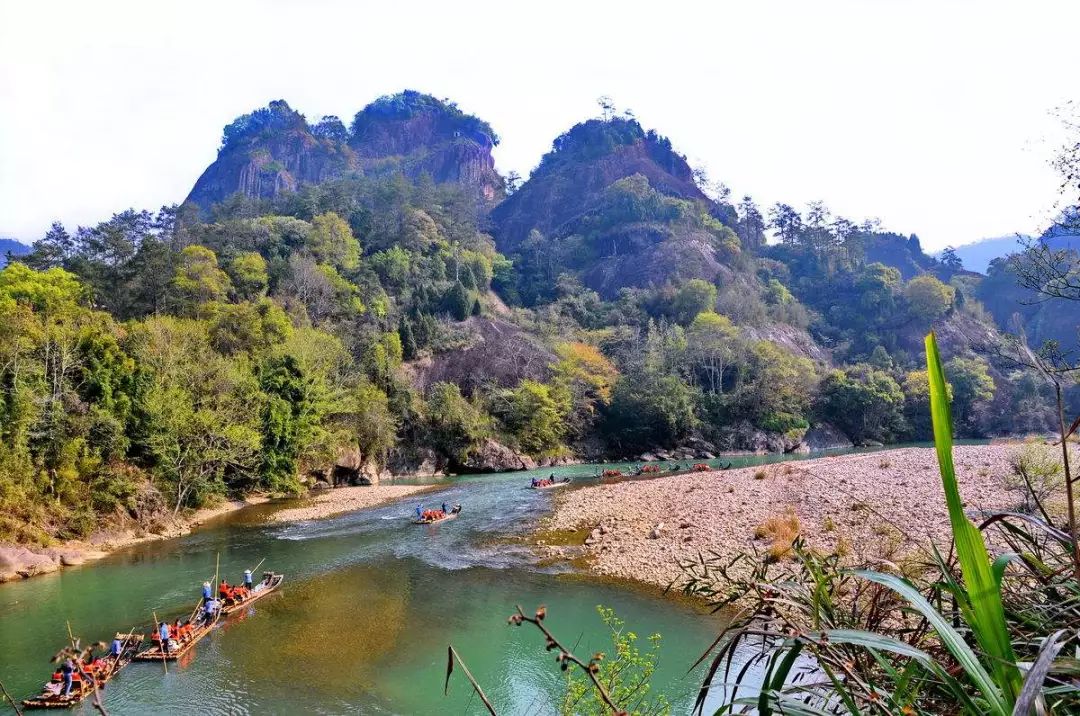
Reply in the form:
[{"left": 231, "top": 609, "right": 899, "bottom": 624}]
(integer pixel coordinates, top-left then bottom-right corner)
[
  {"left": 184, "top": 92, "right": 502, "bottom": 213},
  {"left": 185, "top": 100, "right": 358, "bottom": 211},
  {"left": 349, "top": 91, "right": 503, "bottom": 203}
]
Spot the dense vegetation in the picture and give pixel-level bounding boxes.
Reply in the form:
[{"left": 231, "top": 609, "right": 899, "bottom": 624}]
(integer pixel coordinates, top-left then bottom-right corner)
[{"left": 0, "top": 93, "right": 1073, "bottom": 546}]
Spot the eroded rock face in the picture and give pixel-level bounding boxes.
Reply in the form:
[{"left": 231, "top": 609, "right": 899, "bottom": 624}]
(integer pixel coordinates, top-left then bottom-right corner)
[
  {"left": 801, "top": 423, "right": 854, "bottom": 452},
  {"left": 460, "top": 439, "right": 537, "bottom": 473},
  {"left": 184, "top": 92, "right": 502, "bottom": 212},
  {"left": 0, "top": 544, "right": 64, "bottom": 582},
  {"left": 185, "top": 100, "right": 358, "bottom": 211},
  {"left": 349, "top": 91, "right": 503, "bottom": 203},
  {"left": 710, "top": 421, "right": 806, "bottom": 454}
]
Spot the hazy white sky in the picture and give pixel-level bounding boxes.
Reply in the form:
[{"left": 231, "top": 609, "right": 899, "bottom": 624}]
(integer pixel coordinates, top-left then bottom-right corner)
[{"left": 2, "top": 0, "right": 1077, "bottom": 250}]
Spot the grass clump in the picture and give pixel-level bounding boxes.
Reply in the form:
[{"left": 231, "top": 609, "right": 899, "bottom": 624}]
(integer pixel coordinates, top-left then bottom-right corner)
[{"left": 753, "top": 509, "right": 800, "bottom": 560}]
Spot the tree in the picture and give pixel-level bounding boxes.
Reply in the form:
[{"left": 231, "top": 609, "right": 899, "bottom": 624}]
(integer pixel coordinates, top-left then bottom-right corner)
[
  {"left": 551, "top": 342, "right": 619, "bottom": 438},
  {"left": 941, "top": 246, "right": 963, "bottom": 273},
  {"left": 170, "top": 245, "right": 231, "bottom": 313},
  {"left": 817, "top": 365, "right": 905, "bottom": 444},
  {"left": 307, "top": 212, "right": 360, "bottom": 270},
  {"left": 686, "top": 311, "right": 739, "bottom": 394},
  {"left": 505, "top": 170, "right": 522, "bottom": 195},
  {"left": 605, "top": 370, "right": 697, "bottom": 448},
  {"left": 733, "top": 341, "right": 818, "bottom": 433},
  {"left": 259, "top": 354, "right": 318, "bottom": 494},
  {"left": 134, "top": 317, "right": 261, "bottom": 512},
  {"left": 425, "top": 382, "right": 490, "bottom": 463},
  {"left": 228, "top": 252, "right": 269, "bottom": 300},
  {"left": 24, "top": 221, "right": 74, "bottom": 270},
  {"left": 736, "top": 196, "right": 767, "bottom": 251},
  {"left": 944, "top": 356, "right": 995, "bottom": 431},
  {"left": 904, "top": 274, "right": 955, "bottom": 322},
  {"left": 442, "top": 281, "right": 475, "bottom": 321},
  {"left": 208, "top": 299, "right": 292, "bottom": 356},
  {"left": 499, "top": 380, "right": 567, "bottom": 454},
  {"left": 768, "top": 203, "right": 803, "bottom": 244},
  {"left": 670, "top": 279, "right": 718, "bottom": 325},
  {"left": 312, "top": 115, "right": 349, "bottom": 142},
  {"left": 345, "top": 380, "right": 399, "bottom": 465}
]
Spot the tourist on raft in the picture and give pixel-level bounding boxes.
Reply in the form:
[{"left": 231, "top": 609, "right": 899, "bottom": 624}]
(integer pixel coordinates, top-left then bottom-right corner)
[
  {"left": 203, "top": 597, "right": 220, "bottom": 622},
  {"left": 158, "top": 622, "right": 171, "bottom": 656},
  {"left": 60, "top": 658, "right": 75, "bottom": 697}
]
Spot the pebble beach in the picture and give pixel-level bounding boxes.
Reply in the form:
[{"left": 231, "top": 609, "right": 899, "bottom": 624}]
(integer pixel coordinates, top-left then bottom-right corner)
[{"left": 537, "top": 445, "right": 1026, "bottom": 590}]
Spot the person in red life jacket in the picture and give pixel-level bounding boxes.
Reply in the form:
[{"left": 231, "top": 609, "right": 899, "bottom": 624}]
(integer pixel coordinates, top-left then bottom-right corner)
[{"left": 219, "top": 579, "right": 229, "bottom": 600}]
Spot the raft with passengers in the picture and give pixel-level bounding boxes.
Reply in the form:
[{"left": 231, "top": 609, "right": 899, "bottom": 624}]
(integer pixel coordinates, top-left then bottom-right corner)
[
  {"left": 21, "top": 567, "right": 284, "bottom": 708},
  {"left": 135, "top": 571, "right": 284, "bottom": 662},
  {"left": 530, "top": 475, "right": 572, "bottom": 490},
  {"left": 22, "top": 633, "right": 144, "bottom": 709},
  {"left": 413, "top": 502, "right": 462, "bottom": 524}
]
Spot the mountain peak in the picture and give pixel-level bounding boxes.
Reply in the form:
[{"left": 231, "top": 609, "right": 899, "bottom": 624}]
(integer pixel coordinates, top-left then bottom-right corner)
[{"left": 183, "top": 92, "right": 502, "bottom": 212}]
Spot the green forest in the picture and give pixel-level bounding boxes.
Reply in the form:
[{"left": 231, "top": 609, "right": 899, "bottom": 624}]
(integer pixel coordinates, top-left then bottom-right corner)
[{"left": 0, "top": 92, "right": 1074, "bottom": 545}]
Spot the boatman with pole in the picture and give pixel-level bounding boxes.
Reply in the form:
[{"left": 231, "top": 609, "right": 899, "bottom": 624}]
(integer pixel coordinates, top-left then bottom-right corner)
[
  {"left": 243, "top": 569, "right": 253, "bottom": 591},
  {"left": 158, "top": 621, "right": 171, "bottom": 656},
  {"left": 202, "top": 580, "right": 212, "bottom": 604}
]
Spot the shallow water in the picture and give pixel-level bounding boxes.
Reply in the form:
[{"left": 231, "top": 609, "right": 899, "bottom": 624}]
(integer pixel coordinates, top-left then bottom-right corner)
[{"left": 0, "top": 445, "right": 958, "bottom": 714}]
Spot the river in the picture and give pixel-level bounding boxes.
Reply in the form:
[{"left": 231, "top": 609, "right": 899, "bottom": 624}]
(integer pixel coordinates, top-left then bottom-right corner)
[{"left": 0, "top": 446, "right": 941, "bottom": 714}]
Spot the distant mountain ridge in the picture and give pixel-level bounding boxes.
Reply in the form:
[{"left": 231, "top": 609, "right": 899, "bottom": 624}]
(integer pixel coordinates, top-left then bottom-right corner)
[
  {"left": 0, "top": 238, "right": 30, "bottom": 267},
  {"left": 942, "top": 232, "right": 1079, "bottom": 274}
]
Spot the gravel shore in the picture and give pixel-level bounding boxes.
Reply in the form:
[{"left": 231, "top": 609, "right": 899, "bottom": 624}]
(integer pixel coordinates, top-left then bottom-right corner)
[
  {"left": 269, "top": 484, "right": 437, "bottom": 522},
  {"left": 537, "top": 445, "right": 1024, "bottom": 590}
]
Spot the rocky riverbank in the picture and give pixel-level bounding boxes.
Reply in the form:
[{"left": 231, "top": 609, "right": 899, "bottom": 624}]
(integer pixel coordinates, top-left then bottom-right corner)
[
  {"left": 0, "top": 496, "right": 272, "bottom": 583},
  {"left": 535, "top": 445, "right": 1024, "bottom": 591}
]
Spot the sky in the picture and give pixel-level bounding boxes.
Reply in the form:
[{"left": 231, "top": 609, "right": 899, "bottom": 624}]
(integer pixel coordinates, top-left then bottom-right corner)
[{"left": 2, "top": 0, "right": 1078, "bottom": 251}]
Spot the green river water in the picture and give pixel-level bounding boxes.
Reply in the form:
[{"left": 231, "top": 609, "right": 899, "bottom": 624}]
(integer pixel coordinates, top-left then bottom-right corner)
[{"left": 0, "top": 446, "right": 943, "bottom": 714}]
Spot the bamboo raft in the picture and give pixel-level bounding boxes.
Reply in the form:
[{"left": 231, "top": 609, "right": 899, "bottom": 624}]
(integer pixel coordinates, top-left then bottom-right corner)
[
  {"left": 219, "top": 572, "right": 284, "bottom": 616},
  {"left": 413, "top": 505, "right": 462, "bottom": 524},
  {"left": 133, "top": 616, "right": 218, "bottom": 663},
  {"left": 22, "top": 633, "right": 144, "bottom": 710},
  {"left": 530, "top": 477, "right": 572, "bottom": 490}
]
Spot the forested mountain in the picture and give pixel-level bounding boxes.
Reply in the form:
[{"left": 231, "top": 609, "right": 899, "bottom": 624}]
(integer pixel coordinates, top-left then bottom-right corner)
[
  {"left": 491, "top": 117, "right": 739, "bottom": 300},
  {"left": 1, "top": 89, "right": 1072, "bottom": 546}
]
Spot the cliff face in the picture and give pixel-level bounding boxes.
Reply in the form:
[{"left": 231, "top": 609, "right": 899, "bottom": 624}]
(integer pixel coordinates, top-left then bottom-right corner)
[
  {"left": 349, "top": 91, "right": 503, "bottom": 203},
  {"left": 185, "top": 100, "right": 358, "bottom": 211},
  {"left": 184, "top": 92, "right": 502, "bottom": 212},
  {"left": 491, "top": 117, "right": 739, "bottom": 298}
]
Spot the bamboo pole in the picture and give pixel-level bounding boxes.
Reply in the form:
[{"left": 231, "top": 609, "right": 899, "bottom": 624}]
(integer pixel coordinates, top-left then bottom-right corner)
[
  {"left": 151, "top": 611, "right": 166, "bottom": 674},
  {"left": 0, "top": 675, "right": 24, "bottom": 716}
]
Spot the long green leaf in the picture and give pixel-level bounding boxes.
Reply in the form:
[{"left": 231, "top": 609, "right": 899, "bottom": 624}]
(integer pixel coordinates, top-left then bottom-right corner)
[
  {"left": 856, "top": 569, "right": 1010, "bottom": 715},
  {"left": 925, "top": 332, "right": 1022, "bottom": 702},
  {"left": 818, "top": 629, "right": 934, "bottom": 665}
]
